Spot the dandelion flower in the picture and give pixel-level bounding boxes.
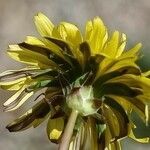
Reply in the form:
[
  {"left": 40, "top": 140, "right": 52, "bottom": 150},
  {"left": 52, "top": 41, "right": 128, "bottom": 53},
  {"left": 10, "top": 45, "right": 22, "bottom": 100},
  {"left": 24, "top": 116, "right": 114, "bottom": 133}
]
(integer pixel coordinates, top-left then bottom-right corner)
[{"left": 1, "top": 12, "right": 150, "bottom": 150}]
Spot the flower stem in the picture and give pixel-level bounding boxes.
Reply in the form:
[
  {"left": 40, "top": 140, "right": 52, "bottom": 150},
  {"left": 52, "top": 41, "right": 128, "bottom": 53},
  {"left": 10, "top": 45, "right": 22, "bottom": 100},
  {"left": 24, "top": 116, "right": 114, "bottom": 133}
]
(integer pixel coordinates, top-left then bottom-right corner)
[{"left": 59, "top": 110, "right": 78, "bottom": 150}]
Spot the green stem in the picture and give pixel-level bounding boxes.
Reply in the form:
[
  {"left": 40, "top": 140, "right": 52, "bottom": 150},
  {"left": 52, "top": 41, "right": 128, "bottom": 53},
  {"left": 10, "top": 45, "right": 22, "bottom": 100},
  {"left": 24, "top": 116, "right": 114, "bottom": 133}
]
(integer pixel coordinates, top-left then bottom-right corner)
[{"left": 59, "top": 110, "right": 78, "bottom": 150}]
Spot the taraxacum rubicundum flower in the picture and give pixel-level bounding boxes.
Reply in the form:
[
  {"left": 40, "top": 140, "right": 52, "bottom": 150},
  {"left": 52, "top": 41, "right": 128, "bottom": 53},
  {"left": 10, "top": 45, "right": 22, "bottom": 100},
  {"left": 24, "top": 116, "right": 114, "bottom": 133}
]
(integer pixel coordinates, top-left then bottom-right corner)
[{"left": 0, "top": 12, "right": 150, "bottom": 150}]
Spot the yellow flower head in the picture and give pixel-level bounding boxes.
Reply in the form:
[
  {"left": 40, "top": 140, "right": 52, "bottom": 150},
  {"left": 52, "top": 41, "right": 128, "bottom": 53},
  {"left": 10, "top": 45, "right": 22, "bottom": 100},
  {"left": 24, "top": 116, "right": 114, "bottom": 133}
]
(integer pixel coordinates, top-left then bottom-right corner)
[{"left": 1, "top": 12, "right": 150, "bottom": 150}]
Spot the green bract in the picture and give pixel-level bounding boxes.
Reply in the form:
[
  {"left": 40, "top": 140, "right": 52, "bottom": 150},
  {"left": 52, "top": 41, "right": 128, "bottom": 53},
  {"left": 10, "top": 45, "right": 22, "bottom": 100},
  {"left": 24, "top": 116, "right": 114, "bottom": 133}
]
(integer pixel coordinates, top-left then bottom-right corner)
[{"left": 0, "top": 12, "right": 150, "bottom": 150}]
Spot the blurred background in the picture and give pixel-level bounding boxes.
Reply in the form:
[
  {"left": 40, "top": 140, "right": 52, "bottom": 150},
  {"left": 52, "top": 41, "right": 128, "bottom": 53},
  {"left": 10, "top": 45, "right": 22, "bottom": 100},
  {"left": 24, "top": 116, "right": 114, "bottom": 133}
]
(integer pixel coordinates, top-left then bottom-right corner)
[{"left": 0, "top": 0, "right": 150, "bottom": 149}]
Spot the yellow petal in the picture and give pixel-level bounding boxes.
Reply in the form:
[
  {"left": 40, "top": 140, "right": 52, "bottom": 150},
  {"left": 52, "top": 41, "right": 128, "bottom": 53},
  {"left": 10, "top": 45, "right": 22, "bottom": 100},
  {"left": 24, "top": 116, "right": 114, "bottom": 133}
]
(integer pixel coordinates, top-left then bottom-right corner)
[
  {"left": 120, "top": 43, "right": 142, "bottom": 59},
  {"left": 94, "top": 42, "right": 141, "bottom": 81},
  {"left": 106, "top": 74, "right": 150, "bottom": 107},
  {"left": 142, "top": 71, "right": 150, "bottom": 77},
  {"left": 145, "top": 105, "right": 150, "bottom": 126},
  {"left": 58, "top": 22, "right": 82, "bottom": 47},
  {"left": 85, "top": 19, "right": 93, "bottom": 40},
  {"left": 25, "top": 36, "right": 68, "bottom": 62},
  {"left": 47, "top": 117, "right": 64, "bottom": 142},
  {"left": 101, "top": 31, "right": 120, "bottom": 58},
  {"left": 3, "top": 87, "right": 25, "bottom": 106},
  {"left": 103, "top": 58, "right": 139, "bottom": 74},
  {"left": 104, "top": 123, "right": 122, "bottom": 150},
  {"left": 85, "top": 17, "right": 108, "bottom": 55},
  {"left": 7, "top": 45, "right": 58, "bottom": 69},
  {"left": 0, "top": 77, "right": 27, "bottom": 91},
  {"left": 107, "top": 74, "right": 150, "bottom": 93},
  {"left": 41, "top": 38, "right": 67, "bottom": 59},
  {"left": 25, "top": 36, "right": 45, "bottom": 46},
  {"left": 6, "top": 101, "right": 50, "bottom": 131},
  {"left": 34, "top": 12, "right": 54, "bottom": 37},
  {"left": 0, "top": 67, "right": 39, "bottom": 80},
  {"left": 103, "top": 104, "right": 120, "bottom": 139},
  {"left": 106, "top": 96, "right": 146, "bottom": 123},
  {"left": 56, "top": 22, "right": 84, "bottom": 65},
  {"left": 94, "top": 56, "right": 139, "bottom": 82},
  {"left": 129, "top": 127, "right": 150, "bottom": 143},
  {"left": 117, "top": 33, "right": 127, "bottom": 57},
  {"left": 4, "top": 90, "right": 34, "bottom": 112}
]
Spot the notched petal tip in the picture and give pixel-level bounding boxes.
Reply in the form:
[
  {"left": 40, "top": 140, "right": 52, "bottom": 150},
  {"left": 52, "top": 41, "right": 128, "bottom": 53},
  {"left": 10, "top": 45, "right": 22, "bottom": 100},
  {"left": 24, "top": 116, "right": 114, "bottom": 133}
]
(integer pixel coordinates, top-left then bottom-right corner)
[
  {"left": 34, "top": 12, "right": 49, "bottom": 22},
  {"left": 35, "top": 12, "right": 44, "bottom": 17}
]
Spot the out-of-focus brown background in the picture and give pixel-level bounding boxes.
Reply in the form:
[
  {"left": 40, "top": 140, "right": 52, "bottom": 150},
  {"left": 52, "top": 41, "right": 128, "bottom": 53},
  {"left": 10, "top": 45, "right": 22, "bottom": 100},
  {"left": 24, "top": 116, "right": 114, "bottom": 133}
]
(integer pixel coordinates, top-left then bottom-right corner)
[{"left": 0, "top": 0, "right": 150, "bottom": 150}]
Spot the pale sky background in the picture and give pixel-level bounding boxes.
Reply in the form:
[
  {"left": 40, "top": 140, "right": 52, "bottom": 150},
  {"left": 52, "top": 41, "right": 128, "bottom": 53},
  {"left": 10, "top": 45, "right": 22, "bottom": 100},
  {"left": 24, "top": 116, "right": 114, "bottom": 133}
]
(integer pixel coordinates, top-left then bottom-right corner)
[{"left": 0, "top": 0, "right": 150, "bottom": 150}]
